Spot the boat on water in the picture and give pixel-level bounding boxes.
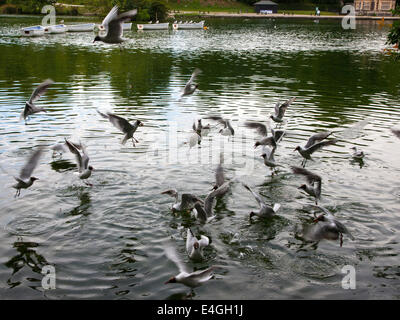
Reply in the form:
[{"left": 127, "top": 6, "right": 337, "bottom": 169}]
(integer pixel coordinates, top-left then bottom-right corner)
[
  {"left": 123, "top": 22, "right": 132, "bottom": 30},
  {"left": 66, "top": 23, "right": 95, "bottom": 32},
  {"left": 44, "top": 24, "right": 68, "bottom": 34},
  {"left": 137, "top": 21, "right": 169, "bottom": 30},
  {"left": 172, "top": 21, "right": 205, "bottom": 30},
  {"left": 21, "top": 25, "right": 45, "bottom": 37}
]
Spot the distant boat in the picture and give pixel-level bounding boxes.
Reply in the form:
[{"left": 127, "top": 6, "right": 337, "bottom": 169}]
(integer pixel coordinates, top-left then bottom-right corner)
[
  {"left": 44, "top": 24, "right": 68, "bottom": 34},
  {"left": 137, "top": 22, "right": 169, "bottom": 30},
  {"left": 172, "top": 21, "right": 205, "bottom": 30},
  {"left": 66, "top": 23, "right": 95, "bottom": 32},
  {"left": 21, "top": 25, "right": 45, "bottom": 37},
  {"left": 123, "top": 22, "right": 132, "bottom": 30}
]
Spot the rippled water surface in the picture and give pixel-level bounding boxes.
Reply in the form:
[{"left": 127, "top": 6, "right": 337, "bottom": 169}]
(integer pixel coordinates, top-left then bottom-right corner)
[{"left": 0, "top": 16, "right": 399, "bottom": 299}]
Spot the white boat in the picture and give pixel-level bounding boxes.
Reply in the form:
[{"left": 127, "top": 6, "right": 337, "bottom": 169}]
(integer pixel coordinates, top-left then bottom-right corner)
[
  {"left": 123, "top": 22, "right": 132, "bottom": 30},
  {"left": 137, "top": 22, "right": 169, "bottom": 30},
  {"left": 66, "top": 23, "right": 95, "bottom": 32},
  {"left": 44, "top": 24, "right": 68, "bottom": 34},
  {"left": 172, "top": 21, "right": 205, "bottom": 30},
  {"left": 21, "top": 25, "right": 45, "bottom": 37}
]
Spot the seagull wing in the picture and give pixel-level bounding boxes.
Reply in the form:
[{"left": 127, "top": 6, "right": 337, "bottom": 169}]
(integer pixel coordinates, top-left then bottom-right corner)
[
  {"left": 106, "top": 112, "right": 134, "bottom": 134},
  {"left": 306, "top": 139, "right": 337, "bottom": 155},
  {"left": 65, "top": 139, "right": 83, "bottom": 172},
  {"left": 277, "top": 97, "right": 295, "bottom": 118},
  {"left": 187, "top": 267, "right": 214, "bottom": 284},
  {"left": 101, "top": 5, "right": 119, "bottom": 30},
  {"left": 242, "top": 183, "right": 265, "bottom": 209},
  {"left": 204, "top": 181, "right": 232, "bottom": 216},
  {"left": 291, "top": 166, "right": 322, "bottom": 185},
  {"left": 244, "top": 121, "right": 268, "bottom": 136},
  {"left": 215, "top": 163, "right": 225, "bottom": 187},
  {"left": 80, "top": 143, "right": 90, "bottom": 170},
  {"left": 164, "top": 245, "right": 190, "bottom": 274},
  {"left": 186, "top": 68, "right": 201, "bottom": 86},
  {"left": 106, "top": 9, "right": 137, "bottom": 39},
  {"left": 186, "top": 228, "right": 196, "bottom": 255},
  {"left": 273, "top": 101, "right": 280, "bottom": 116},
  {"left": 19, "top": 148, "right": 43, "bottom": 181},
  {"left": 28, "top": 79, "right": 54, "bottom": 104},
  {"left": 199, "top": 235, "right": 210, "bottom": 247},
  {"left": 304, "top": 131, "right": 332, "bottom": 148},
  {"left": 181, "top": 193, "right": 203, "bottom": 209}
]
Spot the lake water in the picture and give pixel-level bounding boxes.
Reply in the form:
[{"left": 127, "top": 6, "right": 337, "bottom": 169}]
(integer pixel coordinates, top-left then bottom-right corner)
[{"left": 0, "top": 15, "right": 399, "bottom": 300}]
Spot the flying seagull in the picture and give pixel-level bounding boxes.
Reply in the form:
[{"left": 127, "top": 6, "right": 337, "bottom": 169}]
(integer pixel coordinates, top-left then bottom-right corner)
[
  {"left": 97, "top": 110, "right": 143, "bottom": 147},
  {"left": 310, "top": 205, "right": 354, "bottom": 247},
  {"left": 161, "top": 189, "right": 203, "bottom": 213},
  {"left": 93, "top": 6, "right": 137, "bottom": 44},
  {"left": 291, "top": 166, "right": 322, "bottom": 204},
  {"left": 244, "top": 121, "right": 284, "bottom": 148},
  {"left": 294, "top": 132, "right": 337, "bottom": 167},
  {"left": 164, "top": 245, "right": 215, "bottom": 294},
  {"left": 270, "top": 97, "right": 296, "bottom": 125},
  {"left": 181, "top": 68, "right": 202, "bottom": 97},
  {"left": 65, "top": 139, "right": 94, "bottom": 186},
  {"left": 12, "top": 147, "right": 43, "bottom": 197},
  {"left": 20, "top": 79, "right": 54, "bottom": 123},
  {"left": 204, "top": 116, "right": 234, "bottom": 136},
  {"left": 242, "top": 183, "right": 281, "bottom": 219},
  {"left": 186, "top": 228, "right": 210, "bottom": 261}
]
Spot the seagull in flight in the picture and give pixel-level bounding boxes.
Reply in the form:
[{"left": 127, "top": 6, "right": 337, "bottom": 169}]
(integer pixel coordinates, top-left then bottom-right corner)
[
  {"left": 164, "top": 245, "right": 215, "bottom": 292},
  {"left": 97, "top": 110, "right": 143, "bottom": 147},
  {"left": 12, "top": 147, "right": 43, "bottom": 197},
  {"left": 93, "top": 6, "right": 137, "bottom": 44},
  {"left": 270, "top": 97, "right": 295, "bottom": 126},
  {"left": 20, "top": 79, "right": 54, "bottom": 123},
  {"left": 65, "top": 139, "right": 94, "bottom": 186},
  {"left": 161, "top": 189, "right": 203, "bottom": 213},
  {"left": 291, "top": 166, "right": 322, "bottom": 204},
  {"left": 186, "top": 228, "right": 209, "bottom": 261},
  {"left": 294, "top": 132, "right": 337, "bottom": 167},
  {"left": 244, "top": 120, "right": 284, "bottom": 148},
  {"left": 242, "top": 183, "right": 281, "bottom": 219},
  {"left": 204, "top": 116, "right": 234, "bottom": 136},
  {"left": 181, "top": 68, "right": 201, "bottom": 97}
]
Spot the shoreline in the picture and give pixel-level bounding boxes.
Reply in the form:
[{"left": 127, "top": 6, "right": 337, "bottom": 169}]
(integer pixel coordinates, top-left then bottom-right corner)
[{"left": 170, "top": 11, "right": 400, "bottom": 20}]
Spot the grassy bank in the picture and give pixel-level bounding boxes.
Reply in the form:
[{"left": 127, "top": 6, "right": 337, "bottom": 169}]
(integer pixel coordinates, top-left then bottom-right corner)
[{"left": 168, "top": 0, "right": 253, "bottom": 13}]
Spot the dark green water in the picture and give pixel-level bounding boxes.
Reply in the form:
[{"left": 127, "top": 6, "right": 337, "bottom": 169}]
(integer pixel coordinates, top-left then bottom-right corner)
[{"left": 0, "top": 15, "right": 399, "bottom": 299}]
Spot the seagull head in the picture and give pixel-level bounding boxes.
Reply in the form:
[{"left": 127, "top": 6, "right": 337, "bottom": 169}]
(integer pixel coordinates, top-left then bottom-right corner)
[
  {"left": 249, "top": 211, "right": 256, "bottom": 219},
  {"left": 294, "top": 146, "right": 301, "bottom": 152},
  {"left": 313, "top": 214, "right": 326, "bottom": 223},
  {"left": 193, "top": 242, "right": 200, "bottom": 250},
  {"left": 89, "top": 166, "right": 94, "bottom": 171},
  {"left": 165, "top": 276, "right": 177, "bottom": 284},
  {"left": 298, "top": 184, "right": 307, "bottom": 191},
  {"left": 30, "top": 177, "right": 39, "bottom": 182},
  {"left": 93, "top": 35, "right": 101, "bottom": 43},
  {"left": 137, "top": 120, "right": 144, "bottom": 127},
  {"left": 254, "top": 141, "right": 261, "bottom": 148},
  {"left": 261, "top": 153, "right": 266, "bottom": 159}
]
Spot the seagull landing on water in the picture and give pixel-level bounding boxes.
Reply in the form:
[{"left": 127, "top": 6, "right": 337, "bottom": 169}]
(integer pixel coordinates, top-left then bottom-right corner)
[
  {"left": 291, "top": 166, "right": 322, "bottom": 205},
  {"left": 350, "top": 147, "right": 365, "bottom": 160},
  {"left": 93, "top": 6, "right": 137, "bottom": 45},
  {"left": 164, "top": 245, "right": 215, "bottom": 296},
  {"left": 161, "top": 189, "right": 203, "bottom": 213},
  {"left": 65, "top": 139, "right": 94, "bottom": 187},
  {"left": 244, "top": 120, "right": 284, "bottom": 148},
  {"left": 97, "top": 110, "right": 143, "bottom": 147},
  {"left": 242, "top": 183, "right": 281, "bottom": 219},
  {"left": 12, "top": 147, "right": 43, "bottom": 197},
  {"left": 50, "top": 140, "right": 81, "bottom": 157},
  {"left": 204, "top": 116, "right": 234, "bottom": 136},
  {"left": 186, "top": 228, "right": 209, "bottom": 261},
  {"left": 310, "top": 205, "right": 354, "bottom": 247},
  {"left": 294, "top": 132, "right": 337, "bottom": 167},
  {"left": 20, "top": 79, "right": 54, "bottom": 124},
  {"left": 258, "top": 137, "right": 280, "bottom": 176},
  {"left": 181, "top": 68, "right": 202, "bottom": 97},
  {"left": 270, "top": 97, "right": 296, "bottom": 126}
]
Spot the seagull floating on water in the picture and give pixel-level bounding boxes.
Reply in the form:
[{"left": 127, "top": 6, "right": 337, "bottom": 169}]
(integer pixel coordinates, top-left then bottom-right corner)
[
  {"left": 181, "top": 68, "right": 202, "bottom": 97},
  {"left": 186, "top": 228, "right": 209, "bottom": 261},
  {"left": 161, "top": 189, "right": 203, "bottom": 213},
  {"left": 270, "top": 97, "right": 295, "bottom": 126},
  {"left": 12, "top": 147, "right": 43, "bottom": 197},
  {"left": 242, "top": 183, "right": 281, "bottom": 219},
  {"left": 97, "top": 110, "right": 143, "bottom": 147},
  {"left": 164, "top": 245, "right": 215, "bottom": 292},
  {"left": 310, "top": 205, "right": 354, "bottom": 247},
  {"left": 294, "top": 132, "right": 337, "bottom": 167},
  {"left": 94, "top": 6, "right": 137, "bottom": 45},
  {"left": 291, "top": 166, "right": 321, "bottom": 204},
  {"left": 350, "top": 146, "right": 365, "bottom": 160},
  {"left": 20, "top": 79, "right": 54, "bottom": 123},
  {"left": 65, "top": 139, "right": 94, "bottom": 186}
]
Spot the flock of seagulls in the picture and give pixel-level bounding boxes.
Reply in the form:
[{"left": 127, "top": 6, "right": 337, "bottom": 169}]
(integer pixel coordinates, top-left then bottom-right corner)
[{"left": 6, "top": 10, "right": 400, "bottom": 294}]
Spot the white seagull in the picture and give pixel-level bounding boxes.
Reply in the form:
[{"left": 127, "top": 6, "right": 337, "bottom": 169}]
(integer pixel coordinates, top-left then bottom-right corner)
[
  {"left": 181, "top": 68, "right": 202, "bottom": 97},
  {"left": 270, "top": 97, "right": 295, "bottom": 125},
  {"left": 20, "top": 79, "right": 54, "bottom": 123},
  {"left": 350, "top": 146, "right": 365, "bottom": 160},
  {"left": 65, "top": 139, "right": 94, "bottom": 186},
  {"left": 12, "top": 147, "right": 43, "bottom": 197},
  {"left": 186, "top": 228, "right": 210, "bottom": 261},
  {"left": 93, "top": 6, "right": 137, "bottom": 44},
  {"left": 204, "top": 116, "right": 234, "bottom": 136}
]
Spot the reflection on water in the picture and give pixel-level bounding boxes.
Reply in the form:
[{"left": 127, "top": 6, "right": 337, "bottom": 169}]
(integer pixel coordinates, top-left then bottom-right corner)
[{"left": 0, "top": 16, "right": 399, "bottom": 299}]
